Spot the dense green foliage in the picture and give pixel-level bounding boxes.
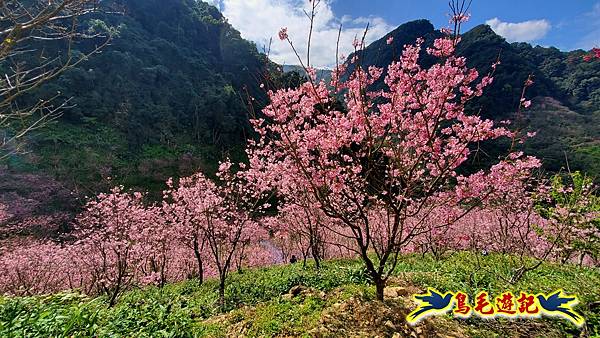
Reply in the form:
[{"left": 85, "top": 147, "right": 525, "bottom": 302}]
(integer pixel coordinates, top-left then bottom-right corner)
[
  {"left": 7, "top": 0, "right": 273, "bottom": 195},
  {"left": 1, "top": 253, "right": 598, "bottom": 337}
]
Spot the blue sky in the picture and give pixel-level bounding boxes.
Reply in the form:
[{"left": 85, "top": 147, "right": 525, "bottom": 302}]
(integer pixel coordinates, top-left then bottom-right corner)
[
  {"left": 208, "top": 0, "right": 600, "bottom": 67},
  {"left": 331, "top": 0, "right": 600, "bottom": 50}
]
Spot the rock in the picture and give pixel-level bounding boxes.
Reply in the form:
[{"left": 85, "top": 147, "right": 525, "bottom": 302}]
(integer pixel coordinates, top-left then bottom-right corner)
[
  {"left": 384, "top": 320, "right": 396, "bottom": 330},
  {"left": 384, "top": 286, "right": 410, "bottom": 298},
  {"left": 289, "top": 285, "right": 305, "bottom": 296}
]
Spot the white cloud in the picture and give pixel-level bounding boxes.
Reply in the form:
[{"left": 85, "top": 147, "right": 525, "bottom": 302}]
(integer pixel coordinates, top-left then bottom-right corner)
[
  {"left": 485, "top": 18, "right": 551, "bottom": 42},
  {"left": 208, "top": 0, "right": 393, "bottom": 68},
  {"left": 592, "top": 2, "right": 600, "bottom": 17}
]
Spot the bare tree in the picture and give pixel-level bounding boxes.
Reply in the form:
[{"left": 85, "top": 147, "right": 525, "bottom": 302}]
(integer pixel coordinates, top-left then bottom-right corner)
[{"left": 0, "top": 0, "right": 114, "bottom": 156}]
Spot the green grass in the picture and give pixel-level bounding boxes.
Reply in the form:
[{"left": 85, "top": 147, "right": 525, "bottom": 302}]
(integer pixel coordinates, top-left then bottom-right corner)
[{"left": 0, "top": 253, "right": 598, "bottom": 337}]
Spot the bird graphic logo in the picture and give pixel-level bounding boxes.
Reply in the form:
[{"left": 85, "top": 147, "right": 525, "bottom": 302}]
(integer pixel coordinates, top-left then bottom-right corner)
[
  {"left": 406, "top": 288, "right": 584, "bottom": 327},
  {"left": 536, "top": 290, "right": 584, "bottom": 327},
  {"left": 406, "top": 288, "right": 454, "bottom": 325}
]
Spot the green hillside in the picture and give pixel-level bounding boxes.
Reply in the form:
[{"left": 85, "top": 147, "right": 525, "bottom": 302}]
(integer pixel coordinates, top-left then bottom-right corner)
[
  {"left": 6, "top": 0, "right": 273, "bottom": 196},
  {"left": 1, "top": 253, "right": 598, "bottom": 337}
]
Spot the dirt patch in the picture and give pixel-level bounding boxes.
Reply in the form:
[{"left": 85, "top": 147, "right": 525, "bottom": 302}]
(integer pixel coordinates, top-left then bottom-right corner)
[{"left": 310, "top": 294, "right": 468, "bottom": 338}]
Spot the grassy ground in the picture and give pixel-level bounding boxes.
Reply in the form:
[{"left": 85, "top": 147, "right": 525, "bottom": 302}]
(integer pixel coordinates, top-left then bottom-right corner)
[{"left": 1, "top": 252, "right": 599, "bottom": 337}]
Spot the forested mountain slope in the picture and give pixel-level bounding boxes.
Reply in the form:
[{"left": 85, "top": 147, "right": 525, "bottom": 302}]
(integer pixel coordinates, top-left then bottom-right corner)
[
  {"left": 1, "top": 0, "right": 279, "bottom": 233},
  {"left": 6, "top": 0, "right": 271, "bottom": 195}
]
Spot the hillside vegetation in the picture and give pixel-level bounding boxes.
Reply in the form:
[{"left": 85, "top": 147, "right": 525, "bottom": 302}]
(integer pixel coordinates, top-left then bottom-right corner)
[
  {"left": 6, "top": 0, "right": 272, "bottom": 195},
  {"left": 1, "top": 253, "right": 599, "bottom": 337}
]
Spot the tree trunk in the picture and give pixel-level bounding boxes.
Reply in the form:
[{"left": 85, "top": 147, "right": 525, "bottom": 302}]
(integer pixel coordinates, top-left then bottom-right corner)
[
  {"left": 218, "top": 277, "right": 226, "bottom": 310},
  {"left": 314, "top": 253, "right": 321, "bottom": 269},
  {"left": 311, "top": 242, "right": 321, "bottom": 269},
  {"left": 302, "top": 246, "right": 309, "bottom": 268},
  {"left": 193, "top": 238, "right": 204, "bottom": 284},
  {"left": 375, "top": 278, "right": 386, "bottom": 301},
  {"left": 109, "top": 281, "right": 121, "bottom": 307}
]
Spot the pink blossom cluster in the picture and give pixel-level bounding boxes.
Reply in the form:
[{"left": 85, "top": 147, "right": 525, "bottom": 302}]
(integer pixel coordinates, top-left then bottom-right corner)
[
  {"left": 583, "top": 47, "right": 600, "bottom": 62},
  {"left": 0, "top": 239, "right": 83, "bottom": 296}
]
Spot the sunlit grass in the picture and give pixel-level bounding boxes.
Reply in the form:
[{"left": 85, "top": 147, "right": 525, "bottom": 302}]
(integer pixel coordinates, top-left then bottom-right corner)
[{"left": 1, "top": 252, "right": 598, "bottom": 337}]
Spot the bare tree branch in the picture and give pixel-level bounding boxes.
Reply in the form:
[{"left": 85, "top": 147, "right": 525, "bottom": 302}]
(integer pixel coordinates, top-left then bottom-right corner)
[{"left": 0, "top": 0, "right": 118, "bottom": 157}]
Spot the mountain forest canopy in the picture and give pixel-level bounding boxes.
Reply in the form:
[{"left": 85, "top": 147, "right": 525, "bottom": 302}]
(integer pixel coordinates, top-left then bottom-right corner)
[{"left": 5, "top": 0, "right": 275, "bottom": 195}]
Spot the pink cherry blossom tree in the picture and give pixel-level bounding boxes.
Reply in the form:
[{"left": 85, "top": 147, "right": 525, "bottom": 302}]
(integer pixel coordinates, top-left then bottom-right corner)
[
  {"left": 167, "top": 160, "right": 270, "bottom": 308},
  {"left": 209, "top": 160, "right": 270, "bottom": 308},
  {"left": 164, "top": 174, "right": 218, "bottom": 284},
  {"left": 538, "top": 171, "right": 600, "bottom": 266},
  {"left": 135, "top": 204, "right": 177, "bottom": 287},
  {"left": 246, "top": 5, "right": 541, "bottom": 300},
  {"left": 274, "top": 193, "right": 329, "bottom": 268},
  {"left": 74, "top": 187, "right": 154, "bottom": 306},
  {"left": 456, "top": 158, "right": 552, "bottom": 283}
]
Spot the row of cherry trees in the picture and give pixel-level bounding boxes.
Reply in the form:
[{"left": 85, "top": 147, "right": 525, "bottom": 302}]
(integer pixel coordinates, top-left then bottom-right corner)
[
  {"left": 0, "top": 168, "right": 596, "bottom": 303},
  {"left": 0, "top": 162, "right": 274, "bottom": 307}
]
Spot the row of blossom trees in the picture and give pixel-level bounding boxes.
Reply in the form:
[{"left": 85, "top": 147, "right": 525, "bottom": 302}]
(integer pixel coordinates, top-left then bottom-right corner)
[
  {"left": 0, "top": 162, "right": 272, "bottom": 307},
  {"left": 0, "top": 169, "right": 596, "bottom": 303}
]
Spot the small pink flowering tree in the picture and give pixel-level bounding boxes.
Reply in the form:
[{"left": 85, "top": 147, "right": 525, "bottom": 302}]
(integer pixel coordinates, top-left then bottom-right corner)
[
  {"left": 167, "top": 161, "right": 270, "bottom": 308},
  {"left": 453, "top": 155, "right": 552, "bottom": 282},
  {"left": 164, "top": 174, "right": 218, "bottom": 284},
  {"left": 275, "top": 193, "right": 329, "bottom": 268},
  {"left": 209, "top": 160, "right": 270, "bottom": 308},
  {"left": 538, "top": 171, "right": 600, "bottom": 266},
  {"left": 74, "top": 187, "right": 152, "bottom": 306},
  {"left": 411, "top": 152, "right": 544, "bottom": 262},
  {"left": 135, "top": 204, "right": 175, "bottom": 287},
  {"left": 247, "top": 10, "right": 540, "bottom": 300}
]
